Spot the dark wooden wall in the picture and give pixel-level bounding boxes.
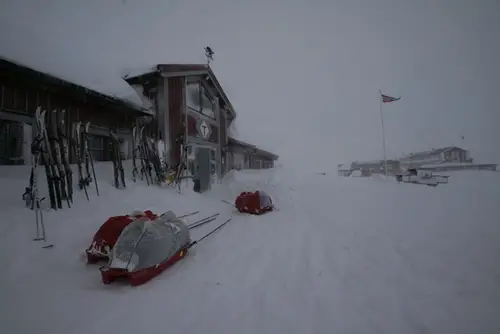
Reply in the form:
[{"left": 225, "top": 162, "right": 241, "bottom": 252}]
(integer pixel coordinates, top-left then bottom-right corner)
[
  {"left": 0, "top": 61, "right": 142, "bottom": 164},
  {"left": 168, "top": 77, "right": 184, "bottom": 166}
]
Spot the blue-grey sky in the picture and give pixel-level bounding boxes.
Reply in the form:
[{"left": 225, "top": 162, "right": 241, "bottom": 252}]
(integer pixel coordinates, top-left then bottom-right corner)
[{"left": 1, "top": 0, "right": 499, "bottom": 166}]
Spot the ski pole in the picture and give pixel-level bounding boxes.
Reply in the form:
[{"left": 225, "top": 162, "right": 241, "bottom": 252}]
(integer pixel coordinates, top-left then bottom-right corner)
[
  {"left": 221, "top": 200, "right": 236, "bottom": 208},
  {"left": 187, "top": 217, "right": 217, "bottom": 230},
  {"left": 187, "top": 213, "right": 220, "bottom": 229},
  {"left": 189, "top": 217, "right": 232, "bottom": 248},
  {"left": 178, "top": 211, "right": 200, "bottom": 219}
]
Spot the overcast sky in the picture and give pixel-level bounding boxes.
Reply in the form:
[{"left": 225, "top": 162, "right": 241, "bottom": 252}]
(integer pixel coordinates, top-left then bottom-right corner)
[{"left": 1, "top": 0, "right": 499, "bottom": 166}]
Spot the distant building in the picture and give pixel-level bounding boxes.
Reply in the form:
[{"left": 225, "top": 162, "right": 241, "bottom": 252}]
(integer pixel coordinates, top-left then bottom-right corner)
[
  {"left": 227, "top": 136, "right": 278, "bottom": 170},
  {"left": 399, "top": 146, "right": 471, "bottom": 168},
  {"left": 350, "top": 160, "right": 401, "bottom": 175},
  {"left": 337, "top": 164, "right": 352, "bottom": 177},
  {"left": 337, "top": 169, "right": 352, "bottom": 177},
  {"left": 418, "top": 163, "right": 496, "bottom": 172}
]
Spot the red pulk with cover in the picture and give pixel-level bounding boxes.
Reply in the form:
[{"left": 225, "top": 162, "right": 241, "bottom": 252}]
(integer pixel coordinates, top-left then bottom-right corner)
[
  {"left": 235, "top": 190, "right": 274, "bottom": 215},
  {"left": 85, "top": 210, "right": 158, "bottom": 264}
]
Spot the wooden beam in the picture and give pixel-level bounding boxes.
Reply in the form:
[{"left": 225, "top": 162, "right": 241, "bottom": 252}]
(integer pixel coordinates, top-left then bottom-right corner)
[{"left": 160, "top": 70, "right": 208, "bottom": 78}]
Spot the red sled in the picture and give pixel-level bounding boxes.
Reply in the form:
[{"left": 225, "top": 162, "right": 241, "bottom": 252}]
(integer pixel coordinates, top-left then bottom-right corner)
[
  {"left": 100, "top": 244, "right": 189, "bottom": 286},
  {"left": 235, "top": 190, "right": 274, "bottom": 215},
  {"left": 85, "top": 210, "right": 158, "bottom": 264},
  {"left": 99, "top": 211, "right": 191, "bottom": 286}
]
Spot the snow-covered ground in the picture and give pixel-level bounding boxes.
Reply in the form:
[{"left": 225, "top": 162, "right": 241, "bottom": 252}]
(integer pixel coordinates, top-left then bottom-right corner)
[{"left": 1, "top": 164, "right": 500, "bottom": 334}]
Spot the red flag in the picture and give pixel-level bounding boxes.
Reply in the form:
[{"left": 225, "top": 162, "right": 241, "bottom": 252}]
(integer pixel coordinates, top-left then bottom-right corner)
[{"left": 381, "top": 94, "right": 401, "bottom": 103}]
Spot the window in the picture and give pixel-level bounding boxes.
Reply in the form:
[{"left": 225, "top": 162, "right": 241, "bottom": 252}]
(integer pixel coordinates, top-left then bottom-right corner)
[
  {"left": 0, "top": 120, "right": 23, "bottom": 165},
  {"left": 15, "top": 87, "right": 27, "bottom": 111},
  {"left": 186, "top": 82, "right": 215, "bottom": 119},
  {"left": 2, "top": 85, "right": 15, "bottom": 109},
  {"left": 87, "top": 134, "right": 108, "bottom": 162}
]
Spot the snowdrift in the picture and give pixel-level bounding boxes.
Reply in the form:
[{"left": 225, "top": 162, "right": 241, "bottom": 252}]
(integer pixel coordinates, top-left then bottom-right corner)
[{"left": 2, "top": 165, "right": 500, "bottom": 333}]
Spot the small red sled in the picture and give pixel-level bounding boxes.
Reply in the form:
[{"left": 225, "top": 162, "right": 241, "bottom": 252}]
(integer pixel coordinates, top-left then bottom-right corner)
[{"left": 235, "top": 190, "right": 274, "bottom": 215}]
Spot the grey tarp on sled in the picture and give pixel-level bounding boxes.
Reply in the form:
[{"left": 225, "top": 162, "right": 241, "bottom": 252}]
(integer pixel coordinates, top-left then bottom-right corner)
[{"left": 108, "top": 211, "right": 191, "bottom": 272}]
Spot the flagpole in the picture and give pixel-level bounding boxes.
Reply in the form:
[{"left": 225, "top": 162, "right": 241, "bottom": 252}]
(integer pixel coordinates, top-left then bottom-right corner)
[{"left": 379, "top": 90, "right": 388, "bottom": 176}]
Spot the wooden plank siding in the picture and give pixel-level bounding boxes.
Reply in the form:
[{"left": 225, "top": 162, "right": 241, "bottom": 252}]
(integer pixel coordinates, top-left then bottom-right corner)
[
  {"left": 0, "top": 59, "right": 145, "bottom": 165},
  {"left": 167, "top": 77, "right": 184, "bottom": 166}
]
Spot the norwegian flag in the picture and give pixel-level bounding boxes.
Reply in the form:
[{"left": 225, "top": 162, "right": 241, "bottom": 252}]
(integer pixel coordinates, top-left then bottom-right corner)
[{"left": 381, "top": 93, "right": 401, "bottom": 103}]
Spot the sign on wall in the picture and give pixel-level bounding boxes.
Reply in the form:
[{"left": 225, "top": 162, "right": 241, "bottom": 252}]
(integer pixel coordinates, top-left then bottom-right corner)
[{"left": 196, "top": 118, "right": 212, "bottom": 140}]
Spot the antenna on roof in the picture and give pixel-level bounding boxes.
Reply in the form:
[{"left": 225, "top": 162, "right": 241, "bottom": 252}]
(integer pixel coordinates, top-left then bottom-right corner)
[{"left": 204, "top": 46, "right": 215, "bottom": 66}]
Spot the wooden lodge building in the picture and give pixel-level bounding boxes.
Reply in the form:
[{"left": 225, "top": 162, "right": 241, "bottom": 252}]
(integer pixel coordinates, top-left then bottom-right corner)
[
  {"left": 0, "top": 57, "right": 278, "bottom": 183},
  {"left": 0, "top": 57, "right": 149, "bottom": 165}
]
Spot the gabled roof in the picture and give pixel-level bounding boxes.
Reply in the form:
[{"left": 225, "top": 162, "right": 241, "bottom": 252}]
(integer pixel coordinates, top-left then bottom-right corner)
[
  {"left": 124, "top": 64, "right": 236, "bottom": 120},
  {"left": 0, "top": 56, "right": 150, "bottom": 115}
]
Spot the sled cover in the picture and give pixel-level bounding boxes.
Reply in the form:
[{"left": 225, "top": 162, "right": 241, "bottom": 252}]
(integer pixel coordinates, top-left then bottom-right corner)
[
  {"left": 108, "top": 211, "right": 191, "bottom": 272},
  {"left": 86, "top": 210, "right": 158, "bottom": 263}
]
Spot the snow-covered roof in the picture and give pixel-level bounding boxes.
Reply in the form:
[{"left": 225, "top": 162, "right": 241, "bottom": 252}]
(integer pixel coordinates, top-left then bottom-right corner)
[
  {"left": 128, "top": 84, "right": 154, "bottom": 112},
  {"left": 0, "top": 36, "right": 145, "bottom": 109},
  {"left": 123, "top": 63, "right": 237, "bottom": 120},
  {"left": 122, "top": 65, "right": 158, "bottom": 81},
  {"left": 0, "top": 15, "right": 240, "bottom": 119}
]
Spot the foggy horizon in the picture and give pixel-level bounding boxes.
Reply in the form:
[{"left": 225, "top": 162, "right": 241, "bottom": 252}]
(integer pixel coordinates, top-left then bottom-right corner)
[{"left": 1, "top": 0, "right": 499, "bottom": 167}]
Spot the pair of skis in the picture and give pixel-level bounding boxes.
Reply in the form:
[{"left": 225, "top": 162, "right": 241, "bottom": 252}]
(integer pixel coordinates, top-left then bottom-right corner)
[
  {"left": 166, "top": 144, "right": 190, "bottom": 193},
  {"left": 23, "top": 107, "right": 61, "bottom": 248},
  {"left": 132, "top": 125, "right": 163, "bottom": 186},
  {"left": 73, "top": 121, "right": 99, "bottom": 200},
  {"left": 133, "top": 126, "right": 152, "bottom": 185},
  {"left": 24, "top": 107, "right": 72, "bottom": 212},
  {"left": 109, "top": 129, "right": 126, "bottom": 189}
]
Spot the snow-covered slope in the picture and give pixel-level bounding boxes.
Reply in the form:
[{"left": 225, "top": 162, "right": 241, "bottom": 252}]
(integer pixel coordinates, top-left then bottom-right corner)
[{"left": 1, "top": 165, "right": 500, "bottom": 334}]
